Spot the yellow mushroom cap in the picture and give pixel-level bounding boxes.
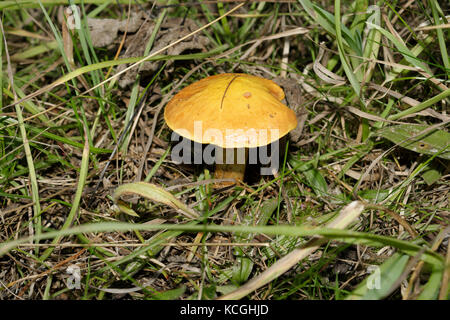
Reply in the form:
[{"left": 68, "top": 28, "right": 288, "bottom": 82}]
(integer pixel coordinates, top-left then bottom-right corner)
[{"left": 164, "top": 73, "right": 298, "bottom": 148}]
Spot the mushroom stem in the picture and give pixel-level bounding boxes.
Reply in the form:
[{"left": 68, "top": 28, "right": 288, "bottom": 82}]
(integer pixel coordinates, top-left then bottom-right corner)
[{"left": 214, "top": 147, "right": 248, "bottom": 185}]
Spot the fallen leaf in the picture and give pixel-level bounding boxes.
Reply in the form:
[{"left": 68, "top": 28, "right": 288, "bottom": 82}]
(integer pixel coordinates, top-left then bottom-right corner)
[
  {"left": 377, "top": 124, "right": 450, "bottom": 160},
  {"left": 87, "top": 11, "right": 144, "bottom": 48},
  {"left": 116, "top": 17, "right": 210, "bottom": 88}
]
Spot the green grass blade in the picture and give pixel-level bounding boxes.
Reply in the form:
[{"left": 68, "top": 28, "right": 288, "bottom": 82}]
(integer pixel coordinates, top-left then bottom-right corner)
[
  {"left": 387, "top": 89, "right": 450, "bottom": 120},
  {"left": 14, "top": 100, "right": 42, "bottom": 255},
  {"left": 366, "top": 22, "right": 433, "bottom": 76},
  {"left": 0, "top": 217, "right": 444, "bottom": 266},
  {"left": 346, "top": 253, "right": 410, "bottom": 299},
  {"left": 39, "top": 127, "right": 90, "bottom": 261},
  {"left": 417, "top": 264, "right": 443, "bottom": 300},
  {"left": 334, "top": 0, "right": 361, "bottom": 96},
  {"left": 429, "top": 1, "right": 449, "bottom": 72}
]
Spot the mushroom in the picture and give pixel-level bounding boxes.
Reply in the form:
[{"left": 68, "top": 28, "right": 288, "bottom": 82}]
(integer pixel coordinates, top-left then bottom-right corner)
[{"left": 164, "top": 73, "right": 297, "bottom": 185}]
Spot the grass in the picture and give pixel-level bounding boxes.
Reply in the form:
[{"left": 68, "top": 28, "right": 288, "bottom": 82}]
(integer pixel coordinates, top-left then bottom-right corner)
[{"left": 0, "top": 0, "right": 449, "bottom": 300}]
